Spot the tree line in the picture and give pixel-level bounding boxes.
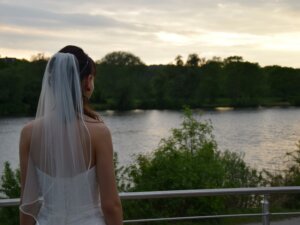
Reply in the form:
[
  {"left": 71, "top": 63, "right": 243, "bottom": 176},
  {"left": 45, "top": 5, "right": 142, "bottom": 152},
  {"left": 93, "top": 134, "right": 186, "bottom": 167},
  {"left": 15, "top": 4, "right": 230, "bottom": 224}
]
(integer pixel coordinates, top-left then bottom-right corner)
[{"left": 0, "top": 51, "right": 300, "bottom": 116}]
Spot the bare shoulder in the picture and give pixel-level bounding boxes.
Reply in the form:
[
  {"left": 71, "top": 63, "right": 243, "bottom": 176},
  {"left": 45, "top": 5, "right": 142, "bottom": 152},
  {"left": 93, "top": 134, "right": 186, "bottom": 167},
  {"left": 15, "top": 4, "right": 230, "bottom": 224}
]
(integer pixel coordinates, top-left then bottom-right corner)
[
  {"left": 20, "top": 120, "right": 34, "bottom": 141},
  {"left": 86, "top": 122, "right": 113, "bottom": 158},
  {"left": 19, "top": 120, "right": 34, "bottom": 158},
  {"left": 87, "top": 121, "right": 111, "bottom": 140}
]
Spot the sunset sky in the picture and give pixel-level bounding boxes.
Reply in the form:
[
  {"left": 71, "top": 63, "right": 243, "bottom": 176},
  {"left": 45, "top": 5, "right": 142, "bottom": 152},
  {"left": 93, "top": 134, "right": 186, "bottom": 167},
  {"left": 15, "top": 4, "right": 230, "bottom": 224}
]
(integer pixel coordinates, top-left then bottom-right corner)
[{"left": 1, "top": 0, "right": 300, "bottom": 67}]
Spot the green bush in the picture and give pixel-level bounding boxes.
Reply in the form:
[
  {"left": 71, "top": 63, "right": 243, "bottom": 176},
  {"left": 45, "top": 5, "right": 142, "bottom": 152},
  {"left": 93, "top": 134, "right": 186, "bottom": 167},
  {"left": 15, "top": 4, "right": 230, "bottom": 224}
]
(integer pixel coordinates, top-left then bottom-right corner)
[
  {"left": 0, "top": 162, "right": 20, "bottom": 225},
  {"left": 117, "top": 108, "right": 263, "bottom": 224},
  {"left": 264, "top": 141, "right": 300, "bottom": 210}
]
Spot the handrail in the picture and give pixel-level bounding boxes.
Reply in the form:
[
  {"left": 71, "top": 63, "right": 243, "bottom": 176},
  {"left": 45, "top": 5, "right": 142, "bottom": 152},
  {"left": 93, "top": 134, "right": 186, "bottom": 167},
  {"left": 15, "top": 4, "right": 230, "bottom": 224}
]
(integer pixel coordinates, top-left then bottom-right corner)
[
  {"left": 1, "top": 186, "right": 300, "bottom": 225},
  {"left": 119, "top": 186, "right": 300, "bottom": 199},
  {"left": 0, "top": 198, "right": 19, "bottom": 207}
]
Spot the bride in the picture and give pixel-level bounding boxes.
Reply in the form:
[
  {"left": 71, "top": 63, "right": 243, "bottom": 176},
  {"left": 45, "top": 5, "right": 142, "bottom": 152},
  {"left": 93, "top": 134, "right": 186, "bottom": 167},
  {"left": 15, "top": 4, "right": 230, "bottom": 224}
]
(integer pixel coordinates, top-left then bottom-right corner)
[{"left": 19, "top": 46, "right": 123, "bottom": 225}]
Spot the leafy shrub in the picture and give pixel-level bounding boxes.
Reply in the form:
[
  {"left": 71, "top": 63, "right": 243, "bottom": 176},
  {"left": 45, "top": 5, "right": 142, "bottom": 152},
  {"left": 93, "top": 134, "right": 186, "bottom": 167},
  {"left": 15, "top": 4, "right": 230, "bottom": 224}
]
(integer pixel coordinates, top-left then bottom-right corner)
[
  {"left": 117, "top": 108, "right": 263, "bottom": 224},
  {"left": 0, "top": 161, "right": 20, "bottom": 225},
  {"left": 264, "top": 141, "right": 300, "bottom": 209}
]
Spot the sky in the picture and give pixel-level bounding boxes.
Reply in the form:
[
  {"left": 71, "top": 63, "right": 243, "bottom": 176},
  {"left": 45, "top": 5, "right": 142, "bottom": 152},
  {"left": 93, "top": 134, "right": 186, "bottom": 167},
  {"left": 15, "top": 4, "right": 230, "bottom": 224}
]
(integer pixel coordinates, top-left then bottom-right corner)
[{"left": 0, "top": 0, "right": 300, "bottom": 67}]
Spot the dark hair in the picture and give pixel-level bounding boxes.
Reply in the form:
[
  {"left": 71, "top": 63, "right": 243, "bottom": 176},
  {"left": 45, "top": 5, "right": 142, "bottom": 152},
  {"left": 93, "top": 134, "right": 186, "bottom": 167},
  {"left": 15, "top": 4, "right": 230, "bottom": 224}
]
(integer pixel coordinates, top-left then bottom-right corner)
[{"left": 59, "top": 45, "right": 98, "bottom": 120}]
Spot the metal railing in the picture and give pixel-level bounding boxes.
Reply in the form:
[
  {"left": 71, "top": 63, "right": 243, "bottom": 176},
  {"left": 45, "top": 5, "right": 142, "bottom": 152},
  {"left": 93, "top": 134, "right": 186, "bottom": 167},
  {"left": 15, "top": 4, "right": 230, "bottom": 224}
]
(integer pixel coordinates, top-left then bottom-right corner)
[{"left": 1, "top": 186, "right": 300, "bottom": 225}]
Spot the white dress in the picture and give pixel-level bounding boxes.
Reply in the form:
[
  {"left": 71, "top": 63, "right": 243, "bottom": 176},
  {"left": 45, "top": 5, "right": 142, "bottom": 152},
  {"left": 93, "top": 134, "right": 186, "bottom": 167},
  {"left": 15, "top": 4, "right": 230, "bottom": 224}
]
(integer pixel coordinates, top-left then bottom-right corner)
[{"left": 35, "top": 166, "right": 106, "bottom": 225}]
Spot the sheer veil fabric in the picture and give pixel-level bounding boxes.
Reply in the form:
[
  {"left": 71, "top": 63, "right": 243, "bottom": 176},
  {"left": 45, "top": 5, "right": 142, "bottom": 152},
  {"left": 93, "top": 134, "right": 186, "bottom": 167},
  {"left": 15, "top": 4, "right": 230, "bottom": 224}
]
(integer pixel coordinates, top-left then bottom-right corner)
[{"left": 20, "top": 53, "right": 97, "bottom": 224}]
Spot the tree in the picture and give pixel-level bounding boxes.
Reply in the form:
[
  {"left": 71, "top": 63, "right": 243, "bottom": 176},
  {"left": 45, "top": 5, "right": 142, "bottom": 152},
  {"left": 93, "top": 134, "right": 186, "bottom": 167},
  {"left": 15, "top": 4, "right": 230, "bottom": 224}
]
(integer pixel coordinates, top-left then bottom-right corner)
[
  {"left": 207, "top": 56, "right": 223, "bottom": 63},
  {"left": 97, "top": 51, "right": 145, "bottom": 66},
  {"left": 196, "top": 61, "right": 223, "bottom": 104},
  {"left": 222, "top": 61, "right": 264, "bottom": 106},
  {"left": 267, "top": 66, "right": 300, "bottom": 101},
  {"left": 186, "top": 53, "right": 200, "bottom": 66},
  {"left": 30, "top": 53, "right": 49, "bottom": 62},
  {"left": 186, "top": 53, "right": 205, "bottom": 67},
  {"left": 224, "top": 56, "right": 243, "bottom": 64},
  {"left": 174, "top": 55, "right": 184, "bottom": 66}
]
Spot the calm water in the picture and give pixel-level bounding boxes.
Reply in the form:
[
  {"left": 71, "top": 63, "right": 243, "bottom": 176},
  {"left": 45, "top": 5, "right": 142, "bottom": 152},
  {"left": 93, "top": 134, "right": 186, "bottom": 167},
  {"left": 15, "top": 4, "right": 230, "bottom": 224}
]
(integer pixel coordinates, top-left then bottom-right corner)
[{"left": 1, "top": 108, "right": 300, "bottom": 176}]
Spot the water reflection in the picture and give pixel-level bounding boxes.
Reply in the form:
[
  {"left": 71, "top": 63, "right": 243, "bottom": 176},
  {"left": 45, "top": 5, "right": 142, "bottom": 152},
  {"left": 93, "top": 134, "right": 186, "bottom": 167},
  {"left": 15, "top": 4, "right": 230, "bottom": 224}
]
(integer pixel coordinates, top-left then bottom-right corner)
[{"left": 1, "top": 108, "right": 300, "bottom": 175}]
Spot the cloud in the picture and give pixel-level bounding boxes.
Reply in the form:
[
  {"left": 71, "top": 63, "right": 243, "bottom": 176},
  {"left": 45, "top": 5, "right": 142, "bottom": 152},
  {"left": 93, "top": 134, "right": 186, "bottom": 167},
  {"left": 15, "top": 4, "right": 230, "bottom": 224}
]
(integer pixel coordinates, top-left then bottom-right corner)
[
  {"left": 0, "top": 3, "right": 136, "bottom": 30},
  {"left": 0, "top": 0, "right": 300, "bottom": 67}
]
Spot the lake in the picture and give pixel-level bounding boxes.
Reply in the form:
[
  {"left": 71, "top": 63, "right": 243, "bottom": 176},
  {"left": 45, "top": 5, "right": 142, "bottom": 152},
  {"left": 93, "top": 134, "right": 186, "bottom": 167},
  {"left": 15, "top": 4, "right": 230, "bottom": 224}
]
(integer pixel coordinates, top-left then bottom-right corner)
[{"left": 1, "top": 108, "right": 300, "bottom": 176}]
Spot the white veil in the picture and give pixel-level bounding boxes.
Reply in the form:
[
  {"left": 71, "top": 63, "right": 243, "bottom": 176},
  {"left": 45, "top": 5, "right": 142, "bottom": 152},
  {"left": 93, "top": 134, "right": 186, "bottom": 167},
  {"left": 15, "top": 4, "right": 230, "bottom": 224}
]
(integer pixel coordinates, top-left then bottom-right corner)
[{"left": 20, "top": 52, "right": 94, "bottom": 223}]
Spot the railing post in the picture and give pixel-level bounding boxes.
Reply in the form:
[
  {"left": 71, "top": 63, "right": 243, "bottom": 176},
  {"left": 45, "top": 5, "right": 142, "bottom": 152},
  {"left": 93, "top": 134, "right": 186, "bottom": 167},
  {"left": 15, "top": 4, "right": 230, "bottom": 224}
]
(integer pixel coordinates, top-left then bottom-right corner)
[{"left": 262, "top": 194, "right": 270, "bottom": 225}]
